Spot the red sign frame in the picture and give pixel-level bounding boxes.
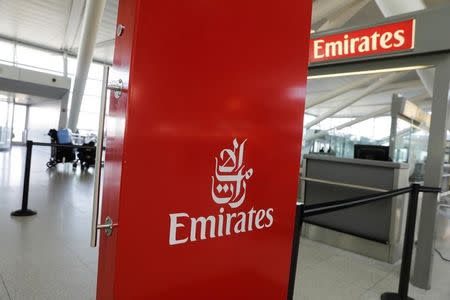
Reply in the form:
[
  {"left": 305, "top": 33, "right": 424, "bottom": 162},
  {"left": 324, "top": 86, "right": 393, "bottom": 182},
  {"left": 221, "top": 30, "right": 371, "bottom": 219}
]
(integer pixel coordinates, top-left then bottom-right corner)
[{"left": 309, "top": 19, "right": 415, "bottom": 63}]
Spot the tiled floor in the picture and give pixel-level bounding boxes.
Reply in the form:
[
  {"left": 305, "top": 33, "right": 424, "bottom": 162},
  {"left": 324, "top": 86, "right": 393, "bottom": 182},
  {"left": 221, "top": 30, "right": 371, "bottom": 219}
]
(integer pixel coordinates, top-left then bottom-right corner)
[
  {"left": 0, "top": 146, "right": 449, "bottom": 299},
  {"left": 295, "top": 238, "right": 450, "bottom": 300},
  {"left": 0, "top": 146, "right": 98, "bottom": 300}
]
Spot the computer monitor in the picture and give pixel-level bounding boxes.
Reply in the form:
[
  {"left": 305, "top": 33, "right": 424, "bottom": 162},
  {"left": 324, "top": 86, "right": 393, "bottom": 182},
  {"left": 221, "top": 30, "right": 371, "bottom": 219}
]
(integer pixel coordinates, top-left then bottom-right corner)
[{"left": 354, "top": 144, "right": 390, "bottom": 161}]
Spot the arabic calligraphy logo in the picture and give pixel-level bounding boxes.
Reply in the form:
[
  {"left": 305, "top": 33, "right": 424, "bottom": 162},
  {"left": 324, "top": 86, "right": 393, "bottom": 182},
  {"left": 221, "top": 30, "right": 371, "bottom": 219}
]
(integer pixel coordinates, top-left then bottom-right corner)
[{"left": 211, "top": 138, "right": 254, "bottom": 208}]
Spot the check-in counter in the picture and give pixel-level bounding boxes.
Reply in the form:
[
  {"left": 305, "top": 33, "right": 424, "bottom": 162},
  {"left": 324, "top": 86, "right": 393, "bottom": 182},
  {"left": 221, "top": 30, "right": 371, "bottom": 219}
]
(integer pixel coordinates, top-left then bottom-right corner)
[{"left": 300, "top": 154, "right": 410, "bottom": 263}]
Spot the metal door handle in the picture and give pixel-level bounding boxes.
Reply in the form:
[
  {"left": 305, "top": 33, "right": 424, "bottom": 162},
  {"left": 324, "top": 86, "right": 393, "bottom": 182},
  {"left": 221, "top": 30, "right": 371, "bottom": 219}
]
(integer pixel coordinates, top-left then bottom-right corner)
[
  {"left": 97, "top": 216, "right": 118, "bottom": 237},
  {"left": 90, "top": 66, "right": 110, "bottom": 247},
  {"left": 107, "top": 79, "right": 127, "bottom": 99}
]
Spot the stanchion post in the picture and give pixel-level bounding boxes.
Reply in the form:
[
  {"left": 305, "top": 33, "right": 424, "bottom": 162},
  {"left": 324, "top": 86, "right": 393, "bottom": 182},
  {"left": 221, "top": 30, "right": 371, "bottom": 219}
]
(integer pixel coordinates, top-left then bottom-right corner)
[
  {"left": 381, "top": 183, "right": 420, "bottom": 300},
  {"left": 287, "top": 202, "right": 305, "bottom": 300},
  {"left": 11, "top": 140, "right": 37, "bottom": 217}
]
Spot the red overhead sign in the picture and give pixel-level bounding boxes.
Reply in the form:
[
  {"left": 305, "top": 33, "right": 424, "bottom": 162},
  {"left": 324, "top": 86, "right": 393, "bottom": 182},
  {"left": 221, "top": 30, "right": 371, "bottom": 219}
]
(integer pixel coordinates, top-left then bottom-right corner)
[{"left": 309, "top": 19, "right": 415, "bottom": 63}]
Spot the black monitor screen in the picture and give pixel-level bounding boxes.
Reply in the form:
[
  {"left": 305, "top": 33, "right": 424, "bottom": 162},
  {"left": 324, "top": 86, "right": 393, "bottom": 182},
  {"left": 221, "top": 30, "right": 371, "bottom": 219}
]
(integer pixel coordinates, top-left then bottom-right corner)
[{"left": 354, "top": 145, "right": 390, "bottom": 161}]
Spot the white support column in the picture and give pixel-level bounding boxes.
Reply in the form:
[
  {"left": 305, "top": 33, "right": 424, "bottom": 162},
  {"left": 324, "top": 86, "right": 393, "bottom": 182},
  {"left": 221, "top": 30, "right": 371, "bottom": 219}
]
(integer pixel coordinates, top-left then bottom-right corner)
[
  {"left": 305, "top": 72, "right": 405, "bottom": 129},
  {"left": 412, "top": 57, "right": 450, "bottom": 290},
  {"left": 58, "top": 91, "right": 70, "bottom": 129},
  {"left": 67, "top": 0, "right": 107, "bottom": 131},
  {"left": 58, "top": 52, "right": 70, "bottom": 129},
  {"left": 63, "top": 52, "right": 68, "bottom": 77},
  {"left": 24, "top": 105, "right": 30, "bottom": 142},
  {"left": 389, "top": 94, "right": 404, "bottom": 158}
]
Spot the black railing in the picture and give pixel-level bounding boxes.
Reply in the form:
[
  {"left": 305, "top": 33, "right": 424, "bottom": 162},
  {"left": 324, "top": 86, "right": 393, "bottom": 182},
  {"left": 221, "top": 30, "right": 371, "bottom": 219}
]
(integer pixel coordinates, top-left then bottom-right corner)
[
  {"left": 288, "top": 183, "right": 440, "bottom": 300},
  {"left": 11, "top": 140, "right": 96, "bottom": 217}
]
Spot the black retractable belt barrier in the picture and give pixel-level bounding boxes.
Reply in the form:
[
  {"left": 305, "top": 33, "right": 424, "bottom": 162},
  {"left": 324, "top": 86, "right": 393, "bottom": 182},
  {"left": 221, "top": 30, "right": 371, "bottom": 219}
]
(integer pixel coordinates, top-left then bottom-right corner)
[
  {"left": 287, "top": 183, "right": 441, "bottom": 300},
  {"left": 11, "top": 140, "right": 36, "bottom": 216},
  {"left": 381, "top": 184, "right": 441, "bottom": 300},
  {"left": 381, "top": 183, "right": 420, "bottom": 300},
  {"left": 11, "top": 140, "right": 96, "bottom": 217},
  {"left": 287, "top": 203, "right": 304, "bottom": 300}
]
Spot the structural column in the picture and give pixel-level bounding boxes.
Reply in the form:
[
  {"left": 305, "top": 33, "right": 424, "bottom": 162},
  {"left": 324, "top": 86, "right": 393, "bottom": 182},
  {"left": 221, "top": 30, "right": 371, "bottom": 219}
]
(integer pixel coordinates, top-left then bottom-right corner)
[
  {"left": 388, "top": 94, "right": 404, "bottom": 159},
  {"left": 412, "top": 56, "right": 450, "bottom": 289},
  {"left": 58, "top": 91, "right": 70, "bottom": 129},
  {"left": 67, "top": 0, "right": 107, "bottom": 131}
]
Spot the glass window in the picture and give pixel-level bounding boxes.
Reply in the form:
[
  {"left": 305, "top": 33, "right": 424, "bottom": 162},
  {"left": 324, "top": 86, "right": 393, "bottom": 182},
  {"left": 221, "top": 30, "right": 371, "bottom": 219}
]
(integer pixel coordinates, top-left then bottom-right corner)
[
  {"left": 0, "top": 40, "right": 15, "bottom": 65},
  {"left": 81, "top": 95, "right": 102, "bottom": 113},
  {"left": 15, "top": 45, "right": 63, "bottom": 74},
  {"left": 27, "top": 103, "right": 60, "bottom": 143},
  {"left": 309, "top": 117, "right": 353, "bottom": 131},
  {"left": 303, "top": 114, "right": 315, "bottom": 125},
  {"left": 88, "top": 63, "right": 104, "bottom": 80},
  {"left": 67, "top": 58, "right": 104, "bottom": 80},
  {"left": 0, "top": 101, "right": 13, "bottom": 150},
  {"left": 77, "top": 111, "right": 99, "bottom": 132},
  {"left": 0, "top": 100, "right": 9, "bottom": 125},
  {"left": 66, "top": 60, "right": 104, "bottom": 132},
  {"left": 84, "top": 79, "right": 103, "bottom": 97},
  {"left": 67, "top": 57, "right": 77, "bottom": 76},
  {"left": 12, "top": 105, "right": 27, "bottom": 143}
]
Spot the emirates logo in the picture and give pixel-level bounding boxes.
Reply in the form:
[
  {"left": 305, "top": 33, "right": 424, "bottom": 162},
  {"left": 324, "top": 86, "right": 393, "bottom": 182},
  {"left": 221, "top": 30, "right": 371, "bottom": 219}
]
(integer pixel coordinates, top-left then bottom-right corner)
[{"left": 211, "top": 138, "right": 254, "bottom": 208}]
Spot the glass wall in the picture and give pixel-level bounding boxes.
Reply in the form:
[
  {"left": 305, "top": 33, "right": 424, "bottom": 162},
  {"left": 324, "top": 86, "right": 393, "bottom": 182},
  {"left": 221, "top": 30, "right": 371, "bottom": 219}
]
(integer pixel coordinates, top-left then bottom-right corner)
[
  {"left": 67, "top": 58, "right": 104, "bottom": 134},
  {"left": 0, "top": 99, "right": 13, "bottom": 150},
  {"left": 303, "top": 115, "right": 395, "bottom": 158},
  {"left": 0, "top": 39, "right": 107, "bottom": 139},
  {"left": 12, "top": 104, "right": 27, "bottom": 143},
  {"left": 27, "top": 102, "right": 60, "bottom": 143},
  {"left": 15, "top": 45, "right": 64, "bottom": 75},
  {"left": 0, "top": 40, "right": 14, "bottom": 66}
]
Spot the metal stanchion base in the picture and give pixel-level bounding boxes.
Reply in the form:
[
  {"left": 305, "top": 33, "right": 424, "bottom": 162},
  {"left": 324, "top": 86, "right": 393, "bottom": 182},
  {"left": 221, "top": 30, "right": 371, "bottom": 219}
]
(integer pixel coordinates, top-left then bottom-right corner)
[
  {"left": 11, "top": 209, "right": 37, "bottom": 217},
  {"left": 381, "top": 293, "right": 414, "bottom": 300}
]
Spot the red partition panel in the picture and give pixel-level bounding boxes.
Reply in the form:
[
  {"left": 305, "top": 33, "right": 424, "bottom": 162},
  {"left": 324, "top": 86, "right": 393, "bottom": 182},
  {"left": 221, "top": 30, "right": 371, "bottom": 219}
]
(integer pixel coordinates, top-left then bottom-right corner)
[{"left": 97, "top": 0, "right": 312, "bottom": 299}]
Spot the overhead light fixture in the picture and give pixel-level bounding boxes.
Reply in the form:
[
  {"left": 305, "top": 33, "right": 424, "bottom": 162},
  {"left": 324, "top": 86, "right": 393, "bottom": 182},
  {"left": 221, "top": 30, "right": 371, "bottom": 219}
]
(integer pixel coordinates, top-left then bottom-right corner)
[{"left": 308, "top": 65, "right": 431, "bottom": 79}]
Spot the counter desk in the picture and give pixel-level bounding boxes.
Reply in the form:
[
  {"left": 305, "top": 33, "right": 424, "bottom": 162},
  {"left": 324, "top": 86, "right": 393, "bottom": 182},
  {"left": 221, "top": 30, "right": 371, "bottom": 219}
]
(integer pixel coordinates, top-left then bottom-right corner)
[{"left": 300, "top": 154, "right": 410, "bottom": 263}]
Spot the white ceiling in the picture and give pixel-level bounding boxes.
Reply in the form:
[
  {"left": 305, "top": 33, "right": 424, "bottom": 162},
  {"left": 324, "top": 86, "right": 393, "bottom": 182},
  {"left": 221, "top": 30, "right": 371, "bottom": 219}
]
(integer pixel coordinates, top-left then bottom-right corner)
[
  {"left": 0, "top": 0, "right": 118, "bottom": 64},
  {"left": 306, "top": 72, "right": 431, "bottom": 118},
  {"left": 0, "top": 0, "right": 447, "bottom": 65}
]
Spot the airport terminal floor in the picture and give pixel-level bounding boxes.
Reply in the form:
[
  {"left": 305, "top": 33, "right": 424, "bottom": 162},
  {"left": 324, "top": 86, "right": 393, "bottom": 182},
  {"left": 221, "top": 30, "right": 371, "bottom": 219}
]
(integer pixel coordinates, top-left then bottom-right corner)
[{"left": 1, "top": 148, "right": 449, "bottom": 299}]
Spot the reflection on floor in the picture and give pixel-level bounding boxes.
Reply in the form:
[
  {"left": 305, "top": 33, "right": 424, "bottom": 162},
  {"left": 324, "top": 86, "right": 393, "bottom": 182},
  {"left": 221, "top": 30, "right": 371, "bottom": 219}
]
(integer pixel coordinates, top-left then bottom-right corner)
[
  {"left": 0, "top": 146, "right": 449, "bottom": 300},
  {"left": 295, "top": 238, "right": 450, "bottom": 300},
  {"left": 0, "top": 146, "right": 98, "bottom": 300}
]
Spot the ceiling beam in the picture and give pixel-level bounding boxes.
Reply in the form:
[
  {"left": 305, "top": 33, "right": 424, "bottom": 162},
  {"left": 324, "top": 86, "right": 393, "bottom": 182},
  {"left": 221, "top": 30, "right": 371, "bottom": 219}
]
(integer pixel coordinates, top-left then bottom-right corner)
[
  {"left": 307, "top": 74, "right": 381, "bottom": 109},
  {"left": 305, "top": 93, "right": 430, "bottom": 141},
  {"left": 72, "top": 38, "right": 115, "bottom": 52},
  {"left": 63, "top": 0, "right": 86, "bottom": 51},
  {"left": 307, "top": 79, "right": 425, "bottom": 109},
  {"left": 319, "top": 0, "right": 372, "bottom": 31},
  {"left": 305, "top": 72, "right": 406, "bottom": 129},
  {"left": 312, "top": 0, "right": 360, "bottom": 25}
]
